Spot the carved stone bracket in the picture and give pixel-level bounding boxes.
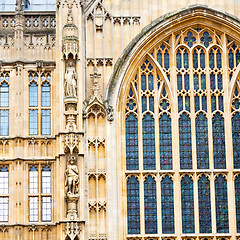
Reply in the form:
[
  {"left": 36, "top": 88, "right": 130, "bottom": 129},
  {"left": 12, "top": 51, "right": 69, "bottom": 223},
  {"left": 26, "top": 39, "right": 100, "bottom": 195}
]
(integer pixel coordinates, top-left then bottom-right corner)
[
  {"left": 64, "top": 133, "right": 79, "bottom": 154},
  {"left": 64, "top": 222, "right": 81, "bottom": 240},
  {"left": 104, "top": 100, "right": 114, "bottom": 121}
]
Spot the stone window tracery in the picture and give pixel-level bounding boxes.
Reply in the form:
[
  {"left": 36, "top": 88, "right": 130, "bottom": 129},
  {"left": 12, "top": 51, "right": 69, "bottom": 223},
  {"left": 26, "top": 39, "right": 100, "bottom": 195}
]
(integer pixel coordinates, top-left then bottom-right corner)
[{"left": 124, "top": 25, "right": 240, "bottom": 237}]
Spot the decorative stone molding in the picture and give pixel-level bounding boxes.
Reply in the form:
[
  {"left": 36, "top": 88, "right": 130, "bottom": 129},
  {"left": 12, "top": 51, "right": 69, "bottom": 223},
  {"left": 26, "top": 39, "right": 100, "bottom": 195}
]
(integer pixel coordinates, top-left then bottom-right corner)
[
  {"left": 64, "top": 133, "right": 79, "bottom": 154},
  {"left": 64, "top": 221, "right": 81, "bottom": 240},
  {"left": 104, "top": 100, "right": 114, "bottom": 121},
  {"left": 87, "top": 58, "right": 113, "bottom": 66}
]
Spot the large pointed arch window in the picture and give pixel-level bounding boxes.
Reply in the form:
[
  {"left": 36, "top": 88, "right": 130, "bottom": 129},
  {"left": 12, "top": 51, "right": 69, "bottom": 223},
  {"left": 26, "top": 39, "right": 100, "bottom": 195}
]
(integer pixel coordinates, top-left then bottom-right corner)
[{"left": 124, "top": 24, "right": 238, "bottom": 237}]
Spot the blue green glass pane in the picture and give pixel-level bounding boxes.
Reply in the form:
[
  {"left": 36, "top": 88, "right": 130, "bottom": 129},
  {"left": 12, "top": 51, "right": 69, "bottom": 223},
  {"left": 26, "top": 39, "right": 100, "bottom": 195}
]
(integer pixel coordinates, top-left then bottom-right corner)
[
  {"left": 218, "top": 74, "right": 223, "bottom": 90},
  {"left": 161, "top": 99, "right": 169, "bottom": 111},
  {"left": 178, "top": 96, "right": 183, "bottom": 113},
  {"left": 229, "top": 50, "right": 234, "bottom": 69},
  {"left": 161, "top": 176, "right": 175, "bottom": 233},
  {"left": 177, "top": 74, "right": 182, "bottom": 91},
  {"left": 194, "top": 74, "right": 199, "bottom": 90},
  {"left": 181, "top": 175, "right": 195, "bottom": 233},
  {"left": 157, "top": 50, "right": 162, "bottom": 67},
  {"left": 142, "top": 96, "right": 147, "bottom": 113},
  {"left": 127, "top": 176, "right": 140, "bottom": 234},
  {"left": 141, "top": 74, "right": 146, "bottom": 91},
  {"left": 232, "top": 113, "right": 240, "bottom": 169},
  {"left": 200, "top": 50, "right": 205, "bottom": 68},
  {"left": 159, "top": 113, "right": 172, "bottom": 170},
  {"left": 211, "top": 96, "right": 216, "bottom": 112},
  {"left": 212, "top": 113, "right": 226, "bottom": 169},
  {"left": 201, "top": 74, "right": 206, "bottom": 90},
  {"left": 185, "top": 95, "right": 190, "bottom": 112},
  {"left": 210, "top": 74, "right": 215, "bottom": 91},
  {"left": 184, "top": 75, "right": 189, "bottom": 91},
  {"left": 236, "top": 50, "right": 240, "bottom": 66},
  {"left": 164, "top": 50, "right": 169, "bottom": 69},
  {"left": 176, "top": 50, "right": 181, "bottom": 69},
  {"left": 202, "top": 95, "right": 207, "bottom": 112},
  {"left": 217, "top": 50, "right": 222, "bottom": 68},
  {"left": 196, "top": 113, "right": 209, "bottom": 169},
  {"left": 129, "top": 88, "right": 133, "bottom": 97},
  {"left": 126, "top": 113, "right": 139, "bottom": 170},
  {"left": 184, "top": 32, "right": 196, "bottom": 47},
  {"left": 144, "top": 176, "right": 158, "bottom": 234},
  {"left": 198, "top": 175, "right": 212, "bottom": 233},
  {"left": 235, "top": 87, "right": 239, "bottom": 97},
  {"left": 193, "top": 51, "right": 198, "bottom": 69},
  {"left": 149, "top": 96, "right": 154, "bottom": 113},
  {"left": 219, "top": 96, "right": 224, "bottom": 112},
  {"left": 209, "top": 51, "right": 214, "bottom": 69},
  {"left": 179, "top": 113, "right": 192, "bottom": 169},
  {"left": 148, "top": 74, "right": 154, "bottom": 91},
  {"left": 235, "top": 176, "right": 240, "bottom": 232},
  {"left": 184, "top": 51, "right": 189, "bottom": 68},
  {"left": 143, "top": 113, "right": 156, "bottom": 170},
  {"left": 195, "top": 96, "right": 200, "bottom": 112},
  {"left": 215, "top": 175, "right": 229, "bottom": 233},
  {"left": 233, "top": 99, "right": 240, "bottom": 110},
  {"left": 201, "top": 32, "right": 212, "bottom": 47}
]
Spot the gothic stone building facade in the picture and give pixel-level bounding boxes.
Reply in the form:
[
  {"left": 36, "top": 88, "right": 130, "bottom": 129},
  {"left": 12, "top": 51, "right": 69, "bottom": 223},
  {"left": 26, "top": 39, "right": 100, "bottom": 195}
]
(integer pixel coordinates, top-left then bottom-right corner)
[{"left": 1, "top": 0, "right": 240, "bottom": 239}]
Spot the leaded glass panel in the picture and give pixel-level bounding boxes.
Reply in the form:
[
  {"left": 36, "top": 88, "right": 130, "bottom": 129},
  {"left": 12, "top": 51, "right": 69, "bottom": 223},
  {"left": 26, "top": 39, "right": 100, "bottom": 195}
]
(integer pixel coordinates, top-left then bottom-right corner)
[
  {"left": 235, "top": 175, "right": 240, "bottom": 233},
  {"left": 232, "top": 112, "right": 240, "bottom": 169}
]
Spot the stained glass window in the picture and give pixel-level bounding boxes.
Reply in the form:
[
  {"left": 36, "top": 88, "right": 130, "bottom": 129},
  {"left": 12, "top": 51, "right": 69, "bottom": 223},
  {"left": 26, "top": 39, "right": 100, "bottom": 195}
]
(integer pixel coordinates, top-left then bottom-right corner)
[
  {"left": 232, "top": 112, "right": 240, "bottom": 169},
  {"left": 127, "top": 176, "right": 140, "bottom": 234},
  {"left": 143, "top": 113, "right": 155, "bottom": 170},
  {"left": 235, "top": 175, "right": 240, "bottom": 233},
  {"left": 126, "top": 113, "right": 139, "bottom": 170},
  {"left": 196, "top": 113, "right": 209, "bottom": 169},
  {"left": 144, "top": 176, "right": 157, "bottom": 234},
  {"left": 181, "top": 175, "right": 194, "bottom": 233},
  {"left": 161, "top": 175, "right": 174, "bottom": 233},
  {"left": 215, "top": 175, "right": 229, "bottom": 233},
  {"left": 198, "top": 175, "right": 211, "bottom": 233},
  {"left": 179, "top": 113, "right": 192, "bottom": 169},
  {"left": 159, "top": 113, "right": 172, "bottom": 170},
  {"left": 212, "top": 113, "right": 226, "bottom": 169}
]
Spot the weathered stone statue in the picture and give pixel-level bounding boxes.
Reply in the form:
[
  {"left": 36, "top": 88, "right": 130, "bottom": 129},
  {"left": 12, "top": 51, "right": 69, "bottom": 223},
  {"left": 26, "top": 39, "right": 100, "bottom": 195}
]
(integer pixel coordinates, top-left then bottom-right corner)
[
  {"left": 15, "top": 0, "right": 24, "bottom": 12},
  {"left": 65, "top": 156, "right": 79, "bottom": 196},
  {"left": 64, "top": 61, "right": 77, "bottom": 98}
]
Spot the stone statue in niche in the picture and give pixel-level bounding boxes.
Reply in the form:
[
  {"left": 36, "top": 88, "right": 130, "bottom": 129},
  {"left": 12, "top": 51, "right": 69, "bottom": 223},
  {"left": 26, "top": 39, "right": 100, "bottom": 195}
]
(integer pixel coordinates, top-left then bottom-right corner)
[
  {"left": 65, "top": 156, "right": 79, "bottom": 196},
  {"left": 16, "top": 0, "right": 24, "bottom": 12},
  {"left": 64, "top": 61, "right": 77, "bottom": 98}
]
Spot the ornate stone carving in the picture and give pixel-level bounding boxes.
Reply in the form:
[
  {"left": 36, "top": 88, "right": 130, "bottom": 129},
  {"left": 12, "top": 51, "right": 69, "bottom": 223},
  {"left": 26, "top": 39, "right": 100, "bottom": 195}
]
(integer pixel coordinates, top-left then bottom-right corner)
[
  {"left": 64, "top": 61, "right": 77, "bottom": 98},
  {"left": 64, "top": 133, "right": 79, "bottom": 154},
  {"left": 104, "top": 100, "right": 114, "bottom": 121},
  {"left": 15, "top": 0, "right": 24, "bottom": 13},
  {"left": 65, "top": 156, "right": 79, "bottom": 220},
  {"left": 64, "top": 222, "right": 81, "bottom": 240}
]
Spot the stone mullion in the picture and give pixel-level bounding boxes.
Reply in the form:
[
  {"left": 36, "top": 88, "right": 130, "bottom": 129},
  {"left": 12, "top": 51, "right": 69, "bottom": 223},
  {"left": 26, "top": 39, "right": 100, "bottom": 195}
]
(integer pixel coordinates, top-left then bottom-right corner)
[
  {"left": 210, "top": 173, "right": 216, "bottom": 234},
  {"left": 139, "top": 174, "right": 145, "bottom": 235},
  {"left": 193, "top": 173, "right": 199, "bottom": 234},
  {"left": 171, "top": 33, "right": 181, "bottom": 240},
  {"left": 222, "top": 33, "right": 236, "bottom": 237},
  {"left": 156, "top": 174, "right": 161, "bottom": 235},
  {"left": 189, "top": 48, "right": 197, "bottom": 171},
  {"left": 138, "top": 66, "right": 143, "bottom": 172},
  {"left": 154, "top": 67, "right": 160, "bottom": 172},
  {"left": 38, "top": 73, "right": 41, "bottom": 135}
]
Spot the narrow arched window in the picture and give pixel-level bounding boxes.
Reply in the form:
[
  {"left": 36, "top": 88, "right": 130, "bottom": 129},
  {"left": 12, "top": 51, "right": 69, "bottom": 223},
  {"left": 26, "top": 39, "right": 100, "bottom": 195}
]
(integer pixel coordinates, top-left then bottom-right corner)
[
  {"left": 198, "top": 175, "right": 211, "bottom": 233},
  {"left": 29, "top": 74, "right": 38, "bottom": 107},
  {"left": 127, "top": 176, "right": 140, "bottom": 234},
  {"left": 181, "top": 175, "right": 194, "bottom": 233},
  {"left": 215, "top": 174, "right": 229, "bottom": 233},
  {"left": 144, "top": 176, "right": 157, "bottom": 234},
  {"left": 126, "top": 113, "right": 138, "bottom": 170},
  {"left": 179, "top": 113, "right": 192, "bottom": 169},
  {"left": 142, "top": 113, "right": 155, "bottom": 170},
  {"left": 235, "top": 175, "right": 240, "bottom": 233},
  {"left": 212, "top": 113, "right": 226, "bottom": 169},
  {"left": 196, "top": 113, "right": 209, "bottom": 169},
  {"left": 161, "top": 175, "right": 174, "bottom": 233}
]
